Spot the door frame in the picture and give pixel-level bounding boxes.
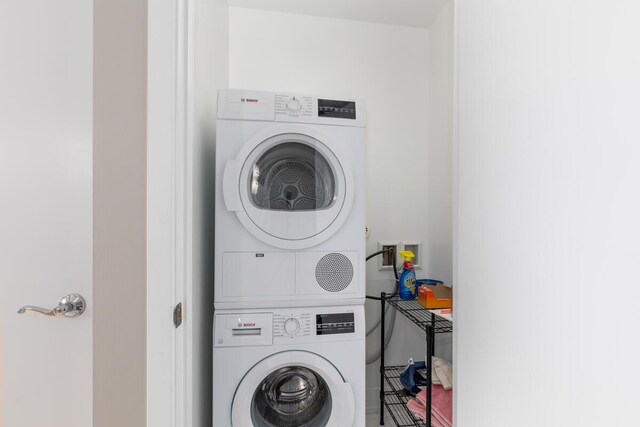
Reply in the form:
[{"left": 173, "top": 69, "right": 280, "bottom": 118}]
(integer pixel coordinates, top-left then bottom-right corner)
[
  {"left": 149, "top": 0, "right": 226, "bottom": 423},
  {"left": 147, "top": 0, "right": 191, "bottom": 425}
]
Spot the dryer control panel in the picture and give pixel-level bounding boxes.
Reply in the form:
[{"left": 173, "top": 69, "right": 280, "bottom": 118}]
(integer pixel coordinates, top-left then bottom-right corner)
[{"left": 217, "top": 89, "right": 366, "bottom": 127}]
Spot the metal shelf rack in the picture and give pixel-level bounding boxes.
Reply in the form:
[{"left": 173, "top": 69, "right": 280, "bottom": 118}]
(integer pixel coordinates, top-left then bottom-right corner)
[{"left": 379, "top": 293, "right": 453, "bottom": 426}]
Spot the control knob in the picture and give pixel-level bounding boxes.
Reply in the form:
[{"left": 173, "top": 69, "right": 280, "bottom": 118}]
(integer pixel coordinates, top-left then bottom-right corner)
[
  {"left": 286, "top": 96, "right": 302, "bottom": 113},
  {"left": 284, "top": 318, "right": 300, "bottom": 335}
]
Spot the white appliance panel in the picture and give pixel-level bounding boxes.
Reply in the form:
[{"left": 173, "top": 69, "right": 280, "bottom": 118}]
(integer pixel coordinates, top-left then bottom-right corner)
[
  {"left": 214, "top": 312, "right": 273, "bottom": 347},
  {"left": 222, "top": 252, "right": 295, "bottom": 297},
  {"left": 217, "top": 90, "right": 275, "bottom": 120}
]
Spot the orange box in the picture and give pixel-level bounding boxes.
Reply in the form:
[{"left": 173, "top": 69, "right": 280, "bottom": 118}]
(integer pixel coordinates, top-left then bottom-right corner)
[{"left": 417, "top": 284, "right": 452, "bottom": 309}]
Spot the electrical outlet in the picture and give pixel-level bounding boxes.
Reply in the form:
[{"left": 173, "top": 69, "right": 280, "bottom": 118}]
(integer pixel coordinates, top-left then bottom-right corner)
[
  {"left": 377, "top": 241, "right": 400, "bottom": 271},
  {"left": 402, "top": 242, "right": 422, "bottom": 269}
]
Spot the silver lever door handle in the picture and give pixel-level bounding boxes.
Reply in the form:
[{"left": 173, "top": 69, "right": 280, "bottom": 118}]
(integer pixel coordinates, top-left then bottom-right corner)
[{"left": 17, "top": 294, "right": 86, "bottom": 317}]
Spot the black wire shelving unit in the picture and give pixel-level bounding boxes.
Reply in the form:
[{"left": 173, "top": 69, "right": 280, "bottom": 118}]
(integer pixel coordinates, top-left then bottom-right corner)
[{"left": 379, "top": 293, "right": 453, "bottom": 426}]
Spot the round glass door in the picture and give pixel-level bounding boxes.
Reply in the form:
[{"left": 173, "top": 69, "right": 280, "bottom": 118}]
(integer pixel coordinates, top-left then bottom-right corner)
[
  {"left": 250, "top": 366, "right": 332, "bottom": 427},
  {"left": 231, "top": 350, "right": 355, "bottom": 426},
  {"left": 236, "top": 132, "right": 353, "bottom": 248},
  {"left": 249, "top": 142, "right": 337, "bottom": 212}
]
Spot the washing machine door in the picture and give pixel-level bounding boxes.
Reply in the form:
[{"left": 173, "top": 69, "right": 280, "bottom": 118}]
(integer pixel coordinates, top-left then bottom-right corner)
[
  {"left": 231, "top": 351, "right": 355, "bottom": 427},
  {"left": 223, "top": 125, "right": 354, "bottom": 250}
]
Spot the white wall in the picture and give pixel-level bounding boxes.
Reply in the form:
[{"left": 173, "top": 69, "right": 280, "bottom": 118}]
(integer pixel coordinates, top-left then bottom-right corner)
[
  {"left": 228, "top": 6, "right": 453, "bottom": 412},
  {"left": 426, "top": 0, "right": 455, "bottom": 372},
  {"left": 427, "top": 1, "right": 454, "bottom": 288},
  {"left": 0, "top": 322, "right": 2, "bottom": 423},
  {"left": 456, "top": 1, "right": 640, "bottom": 426}
]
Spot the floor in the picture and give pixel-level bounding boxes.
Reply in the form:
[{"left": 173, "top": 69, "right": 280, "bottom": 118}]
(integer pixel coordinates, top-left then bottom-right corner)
[{"left": 366, "top": 411, "right": 391, "bottom": 426}]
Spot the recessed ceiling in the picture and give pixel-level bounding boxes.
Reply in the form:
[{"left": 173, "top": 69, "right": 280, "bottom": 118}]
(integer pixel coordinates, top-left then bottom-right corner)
[{"left": 226, "top": 0, "right": 450, "bottom": 29}]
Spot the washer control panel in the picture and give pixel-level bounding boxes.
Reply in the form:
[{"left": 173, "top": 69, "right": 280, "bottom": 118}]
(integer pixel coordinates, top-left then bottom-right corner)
[
  {"left": 274, "top": 312, "right": 311, "bottom": 338},
  {"left": 273, "top": 310, "right": 356, "bottom": 339},
  {"left": 214, "top": 306, "right": 364, "bottom": 347}
]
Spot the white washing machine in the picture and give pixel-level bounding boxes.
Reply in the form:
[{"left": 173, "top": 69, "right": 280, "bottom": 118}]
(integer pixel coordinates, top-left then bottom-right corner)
[
  {"left": 212, "top": 305, "right": 365, "bottom": 426},
  {"left": 215, "top": 89, "right": 366, "bottom": 309}
]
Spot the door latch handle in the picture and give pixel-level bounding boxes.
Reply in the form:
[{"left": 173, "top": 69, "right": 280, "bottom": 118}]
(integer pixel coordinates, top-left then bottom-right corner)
[{"left": 17, "top": 294, "right": 86, "bottom": 317}]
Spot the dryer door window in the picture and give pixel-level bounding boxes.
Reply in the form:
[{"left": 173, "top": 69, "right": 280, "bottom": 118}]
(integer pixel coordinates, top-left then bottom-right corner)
[
  {"left": 249, "top": 142, "right": 336, "bottom": 212},
  {"left": 237, "top": 133, "right": 353, "bottom": 247}
]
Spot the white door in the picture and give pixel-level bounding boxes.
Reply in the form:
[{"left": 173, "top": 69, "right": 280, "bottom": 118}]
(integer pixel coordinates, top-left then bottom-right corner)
[{"left": 0, "top": 0, "right": 93, "bottom": 425}]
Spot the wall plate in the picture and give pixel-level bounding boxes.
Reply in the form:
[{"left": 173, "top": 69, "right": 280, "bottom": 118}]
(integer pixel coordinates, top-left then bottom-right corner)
[
  {"left": 401, "top": 241, "right": 422, "bottom": 269},
  {"left": 377, "top": 241, "right": 400, "bottom": 271}
]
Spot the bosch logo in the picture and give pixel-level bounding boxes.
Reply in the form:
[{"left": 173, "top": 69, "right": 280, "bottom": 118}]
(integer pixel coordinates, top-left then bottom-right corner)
[
  {"left": 243, "top": 322, "right": 256, "bottom": 327},
  {"left": 241, "top": 98, "right": 259, "bottom": 103}
]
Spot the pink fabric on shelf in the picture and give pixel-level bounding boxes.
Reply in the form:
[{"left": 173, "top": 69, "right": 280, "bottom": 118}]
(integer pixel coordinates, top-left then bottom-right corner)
[
  {"left": 406, "top": 398, "right": 426, "bottom": 421},
  {"left": 407, "top": 399, "right": 448, "bottom": 427},
  {"left": 411, "top": 386, "right": 452, "bottom": 427},
  {"left": 416, "top": 388, "right": 426, "bottom": 407},
  {"left": 431, "top": 385, "right": 453, "bottom": 426},
  {"left": 431, "top": 416, "right": 447, "bottom": 427},
  {"left": 432, "top": 408, "right": 449, "bottom": 427}
]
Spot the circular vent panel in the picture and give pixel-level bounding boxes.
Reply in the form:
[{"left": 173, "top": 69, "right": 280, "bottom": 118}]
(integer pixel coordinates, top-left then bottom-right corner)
[{"left": 315, "top": 253, "right": 354, "bottom": 292}]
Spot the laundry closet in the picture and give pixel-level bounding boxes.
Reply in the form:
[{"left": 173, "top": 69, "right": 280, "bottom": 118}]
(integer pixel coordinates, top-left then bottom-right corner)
[{"left": 192, "top": 1, "right": 455, "bottom": 425}]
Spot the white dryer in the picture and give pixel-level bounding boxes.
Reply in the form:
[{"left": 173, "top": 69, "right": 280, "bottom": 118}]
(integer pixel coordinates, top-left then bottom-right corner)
[
  {"left": 212, "top": 305, "right": 365, "bottom": 426},
  {"left": 215, "top": 89, "right": 366, "bottom": 309}
]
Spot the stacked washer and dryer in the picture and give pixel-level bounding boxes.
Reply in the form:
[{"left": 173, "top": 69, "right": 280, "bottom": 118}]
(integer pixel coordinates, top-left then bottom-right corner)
[{"left": 213, "top": 89, "right": 367, "bottom": 426}]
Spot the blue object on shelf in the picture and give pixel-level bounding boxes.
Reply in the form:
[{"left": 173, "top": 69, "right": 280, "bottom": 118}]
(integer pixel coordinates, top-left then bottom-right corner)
[
  {"left": 416, "top": 279, "right": 443, "bottom": 287},
  {"left": 400, "top": 360, "right": 427, "bottom": 395}
]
